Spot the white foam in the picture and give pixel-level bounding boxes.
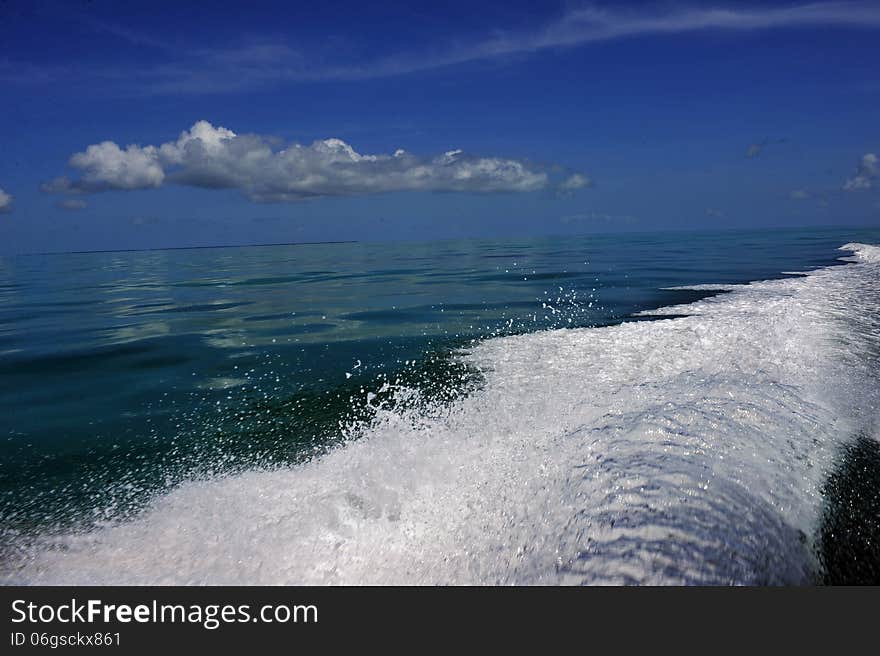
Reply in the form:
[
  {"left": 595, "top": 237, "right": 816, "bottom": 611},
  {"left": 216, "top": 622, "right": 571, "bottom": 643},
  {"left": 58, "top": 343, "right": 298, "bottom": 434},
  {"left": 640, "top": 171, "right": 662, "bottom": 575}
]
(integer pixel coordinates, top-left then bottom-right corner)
[
  {"left": 6, "top": 245, "right": 880, "bottom": 585},
  {"left": 660, "top": 283, "right": 746, "bottom": 291},
  {"left": 839, "top": 242, "right": 880, "bottom": 263}
]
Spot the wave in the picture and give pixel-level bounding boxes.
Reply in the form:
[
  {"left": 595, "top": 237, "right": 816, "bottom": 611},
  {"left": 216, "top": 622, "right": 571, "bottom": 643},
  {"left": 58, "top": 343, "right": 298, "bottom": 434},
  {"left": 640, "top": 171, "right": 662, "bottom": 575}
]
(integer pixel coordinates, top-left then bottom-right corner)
[
  {"left": 4, "top": 244, "right": 879, "bottom": 585},
  {"left": 839, "top": 242, "right": 880, "bottom": 263}
]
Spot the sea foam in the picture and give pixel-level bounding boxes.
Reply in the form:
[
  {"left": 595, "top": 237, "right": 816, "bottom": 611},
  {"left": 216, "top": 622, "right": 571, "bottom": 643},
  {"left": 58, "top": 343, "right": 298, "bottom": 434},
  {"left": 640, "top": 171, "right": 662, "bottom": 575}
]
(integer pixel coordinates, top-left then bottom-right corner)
[{"left": 5, "top": 244, "right": 879, "bottom": 585}]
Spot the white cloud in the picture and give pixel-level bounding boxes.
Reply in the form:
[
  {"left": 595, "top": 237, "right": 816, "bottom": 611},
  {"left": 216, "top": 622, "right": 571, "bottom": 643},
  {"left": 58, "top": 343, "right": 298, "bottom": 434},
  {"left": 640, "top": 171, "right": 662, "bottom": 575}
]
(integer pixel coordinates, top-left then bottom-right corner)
[
  {"left": 788, "top": 189, "right": 811, "bottom": 200},
  {"left": 46, "top": 121, "right": 585, "bottom": 201},
  {"left": 67, "top": 141, "right": 165, "bottom": 192},
  {"left": 843, "top": 153, "right": 878, "bottom": 191},
  {"left": 0, "top": 188, "right": 12, "bottom": 213}
]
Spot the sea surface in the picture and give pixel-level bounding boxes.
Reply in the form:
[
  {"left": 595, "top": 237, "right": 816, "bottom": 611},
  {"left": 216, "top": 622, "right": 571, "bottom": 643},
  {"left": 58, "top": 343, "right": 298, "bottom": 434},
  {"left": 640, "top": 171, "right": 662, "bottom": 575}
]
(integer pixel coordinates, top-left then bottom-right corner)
[{"left": 1, "top": 227, "right": 879, "bottom": 584}]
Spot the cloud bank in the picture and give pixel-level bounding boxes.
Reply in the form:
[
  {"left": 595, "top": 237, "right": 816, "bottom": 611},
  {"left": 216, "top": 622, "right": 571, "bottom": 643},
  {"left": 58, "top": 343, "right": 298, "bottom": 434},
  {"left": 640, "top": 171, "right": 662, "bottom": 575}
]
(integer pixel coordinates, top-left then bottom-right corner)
[
  {"left": 843, "top": 153, "right": 878, "bottom": 191},
  {"left": 45, "top": 121, "right": 583, "bottom": 202},
  {"left": 0, "top": 188, "right": 12, "bottom": 213}
]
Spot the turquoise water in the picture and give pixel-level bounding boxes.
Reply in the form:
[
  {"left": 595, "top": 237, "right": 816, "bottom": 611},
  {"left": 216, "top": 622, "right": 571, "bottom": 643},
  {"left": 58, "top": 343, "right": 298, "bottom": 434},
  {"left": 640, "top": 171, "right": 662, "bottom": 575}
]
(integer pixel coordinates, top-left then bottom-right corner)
[{"left": 2, "top": 227, "right": 879, "bottom": 584}]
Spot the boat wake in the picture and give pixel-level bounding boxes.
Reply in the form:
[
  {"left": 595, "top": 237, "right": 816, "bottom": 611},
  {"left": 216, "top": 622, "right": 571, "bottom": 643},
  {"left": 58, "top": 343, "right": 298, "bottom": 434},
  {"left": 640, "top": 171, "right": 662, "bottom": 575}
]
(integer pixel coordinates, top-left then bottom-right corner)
[{"left": 4, "top": 243, "right": 879, "bottom": 585}]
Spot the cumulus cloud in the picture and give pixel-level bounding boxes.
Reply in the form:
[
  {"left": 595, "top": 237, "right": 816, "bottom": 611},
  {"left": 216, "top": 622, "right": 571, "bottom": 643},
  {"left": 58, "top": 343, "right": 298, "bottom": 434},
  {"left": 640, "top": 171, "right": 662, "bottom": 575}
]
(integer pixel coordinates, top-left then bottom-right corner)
[
  {"left": 0, "top": 188, "right": 12, "bottom": 213},
  {"left": 43, "top": 142, "right": 164, "bottom": 193},
  {"left": 843, "top": 153, "right": 878, "bottom": 191},
  {"left": 45, "top": 121, "right": 585, "bottom": 201},
  {"left": 58, "top": 198, "right": 88, "bottom": 210}
]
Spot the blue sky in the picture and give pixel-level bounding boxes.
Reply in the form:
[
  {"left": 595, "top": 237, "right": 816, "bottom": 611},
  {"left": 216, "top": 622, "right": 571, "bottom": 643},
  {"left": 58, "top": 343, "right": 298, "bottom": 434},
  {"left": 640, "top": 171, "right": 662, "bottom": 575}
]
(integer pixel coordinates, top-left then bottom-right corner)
[{"left": 0, "top": 0, "right": 878, "bottom": 253}]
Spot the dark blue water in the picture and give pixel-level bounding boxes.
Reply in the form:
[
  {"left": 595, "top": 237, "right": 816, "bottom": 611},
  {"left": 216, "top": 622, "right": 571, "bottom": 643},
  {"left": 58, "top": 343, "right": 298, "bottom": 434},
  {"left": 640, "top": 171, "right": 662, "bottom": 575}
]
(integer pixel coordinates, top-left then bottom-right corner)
[{"left": 1, "top": 226, "right": 879, "bottom": 583}]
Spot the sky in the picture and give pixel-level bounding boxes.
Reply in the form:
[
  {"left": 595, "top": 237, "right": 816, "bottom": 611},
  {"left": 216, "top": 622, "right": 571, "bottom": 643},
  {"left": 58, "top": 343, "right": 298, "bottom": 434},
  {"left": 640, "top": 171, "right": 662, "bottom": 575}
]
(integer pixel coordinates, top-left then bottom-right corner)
[{"left": 0, "top": 0, "right": 878, "bottom": 254}]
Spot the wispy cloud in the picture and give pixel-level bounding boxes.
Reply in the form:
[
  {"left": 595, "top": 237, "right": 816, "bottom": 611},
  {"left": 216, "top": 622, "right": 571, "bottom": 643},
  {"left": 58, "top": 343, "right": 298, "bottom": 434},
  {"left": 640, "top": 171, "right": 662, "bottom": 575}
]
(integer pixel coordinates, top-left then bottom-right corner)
[
  {"left": 843, "top": 153, "right": 878, "bottom": 191},
  {"left": 0, "top": 188, "right": 12, "bottom": 214},
  {"left": 558, "top": 173, "right": 592, "bottom": 192},
  {"left": 58, "top": 198, "right": 88, "bottom": 211},
  {"left": 785, "top": 151, "right": 877, "bottom": 202},
  {"left": 5, "top": 2, "right": 880, "bottom": 94},
  {"left": 43, "top": 120, "right": 587, "bottom": 202},
  {"left": 137, "top": 2, "right": 880, "bottom": 94},
  {"left": 746, "top": 138, "right": 788, "bottom": 158}
]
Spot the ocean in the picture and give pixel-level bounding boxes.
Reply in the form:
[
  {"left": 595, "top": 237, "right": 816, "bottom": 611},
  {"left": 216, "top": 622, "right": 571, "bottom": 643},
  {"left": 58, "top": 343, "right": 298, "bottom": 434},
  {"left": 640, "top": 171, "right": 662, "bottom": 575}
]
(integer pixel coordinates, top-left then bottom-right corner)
[{"left": 1, "top": 226, "right": 879, "bottom": 584}]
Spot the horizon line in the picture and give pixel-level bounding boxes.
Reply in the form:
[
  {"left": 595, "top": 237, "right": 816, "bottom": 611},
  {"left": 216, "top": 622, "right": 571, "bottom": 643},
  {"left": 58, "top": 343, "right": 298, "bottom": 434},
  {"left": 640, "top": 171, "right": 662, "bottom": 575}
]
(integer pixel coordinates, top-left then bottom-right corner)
[{"left": 15, "top": 239, "right": 359, "bottom": 257}]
